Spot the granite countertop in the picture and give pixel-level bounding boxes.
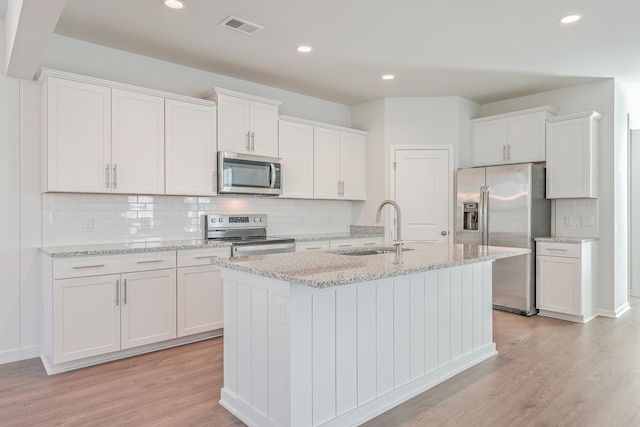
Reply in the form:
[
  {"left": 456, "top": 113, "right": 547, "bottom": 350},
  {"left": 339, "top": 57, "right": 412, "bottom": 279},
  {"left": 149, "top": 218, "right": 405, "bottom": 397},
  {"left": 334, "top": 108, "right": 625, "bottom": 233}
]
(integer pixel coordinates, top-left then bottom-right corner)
[
  {"left": 535, "top": 236, "right": 599, "bottom": 244},
  {"left": 213, "top": 242, "right": 530, "bottom": 289},
  {"left": 41, "top": 239, "right": 232, "bottom": 257},
  {"left": 40, "top": 226, "right": 384, "bottom": 258}
]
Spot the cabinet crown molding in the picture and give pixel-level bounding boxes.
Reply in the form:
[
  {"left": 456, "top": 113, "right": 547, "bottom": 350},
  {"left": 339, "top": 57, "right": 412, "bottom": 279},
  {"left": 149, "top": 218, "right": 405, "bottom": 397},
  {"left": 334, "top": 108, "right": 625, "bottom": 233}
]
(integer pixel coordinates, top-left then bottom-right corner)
[
  {"left": 471, "top": 105, "right": 559, "bottom": 123},
  {"left": 547, "top": 111, "right": 602, "bottom": 122},
  {"left": 38, "top": 68, "right": 215, "bottom": 107},
  {"left": 201, "top": 87, "right": 282, "bottom": 106},
  {"left": 279, "top": 115, "right": 367, "bottom": 135}
]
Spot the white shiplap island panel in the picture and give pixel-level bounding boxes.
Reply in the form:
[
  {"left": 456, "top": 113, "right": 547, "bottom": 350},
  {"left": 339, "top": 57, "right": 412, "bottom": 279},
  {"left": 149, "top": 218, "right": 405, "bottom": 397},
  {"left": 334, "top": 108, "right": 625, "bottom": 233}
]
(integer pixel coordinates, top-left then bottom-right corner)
[{"left": 217, "top": 243, "right": 516, "bottom": 426}]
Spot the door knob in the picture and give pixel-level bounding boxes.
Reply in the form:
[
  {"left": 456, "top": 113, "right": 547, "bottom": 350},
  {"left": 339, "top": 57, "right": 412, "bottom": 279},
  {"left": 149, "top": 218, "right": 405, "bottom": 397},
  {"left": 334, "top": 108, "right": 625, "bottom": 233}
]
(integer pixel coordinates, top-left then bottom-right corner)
[{"left": 441, "top": 231, "right": 448, "bottom": 236}]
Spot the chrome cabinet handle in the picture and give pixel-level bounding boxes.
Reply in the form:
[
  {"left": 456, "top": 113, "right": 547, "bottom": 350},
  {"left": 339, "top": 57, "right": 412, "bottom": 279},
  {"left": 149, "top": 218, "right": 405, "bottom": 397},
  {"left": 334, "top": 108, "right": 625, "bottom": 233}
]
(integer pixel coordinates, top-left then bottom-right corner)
[
  {"left": 113, "top": 164, "right": 118, "bottom": 189},
  {"left": 502, "top": 145, "right": 506, "bottom": 161},
  {"left": 337, "top": 244, "right": 352, "bottom": 248},
  {"left": 136, "top": 260, "right": 164, "bottom": 264},
  {"left": 213, "top": 172, "right": 217, "bottom": 193},
  {"left": 73, "top": 264, "right": 106, "bottom": 269},
  {"left": 441, "top": 230, "right": 448, "bottom": 236},
  {"left": 115, "top": 279, "right": 120, "bottom": 306},
  {"left": 547, "top": 248, "right": 568, "bottom": 252},
  {"left": 123, "top": 278, "right": 128, "bottom": 305},
  {"left": 195, "top": 255, "right": 218, "bottom": 259},
  {"left": 105, "top": 163, "right": 110, "bottom": 188},
  {"left": 507, "top": 144, "right": 511, "bottom": 160},
  {"left": 251, "top": 132, "right": 255, "bottom": 152},
  {"left": 363, "top": 242, "right": 377, "bottom": 246},
  {"left": 246, "top": 131, "right": 251, "bottom": 152},
  {"left": 306, "top": 247, "right": 323, "bottom": 250},
  {"left": 341, "top": 181, "right": 345, "bottom": 196}
]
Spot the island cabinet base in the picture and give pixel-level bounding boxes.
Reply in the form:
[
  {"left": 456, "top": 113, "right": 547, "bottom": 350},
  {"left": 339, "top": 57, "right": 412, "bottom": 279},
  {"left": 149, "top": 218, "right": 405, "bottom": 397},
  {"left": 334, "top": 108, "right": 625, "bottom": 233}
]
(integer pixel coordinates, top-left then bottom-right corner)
[{"left": 220, "top": 261, "right": 496, "bottom": 427}]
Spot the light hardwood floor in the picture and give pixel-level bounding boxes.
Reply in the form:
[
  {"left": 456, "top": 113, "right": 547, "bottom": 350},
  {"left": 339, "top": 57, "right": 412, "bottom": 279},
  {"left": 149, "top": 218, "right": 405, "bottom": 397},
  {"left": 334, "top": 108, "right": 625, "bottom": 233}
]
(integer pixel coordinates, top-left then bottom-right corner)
[{"left": 2, "top": 299, "right": 640, "bottom": 427}]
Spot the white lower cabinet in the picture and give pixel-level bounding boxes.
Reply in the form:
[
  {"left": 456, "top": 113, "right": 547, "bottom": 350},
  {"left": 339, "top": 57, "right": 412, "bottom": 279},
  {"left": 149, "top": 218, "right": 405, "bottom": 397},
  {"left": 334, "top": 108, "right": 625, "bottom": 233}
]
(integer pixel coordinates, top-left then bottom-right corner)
[
  {"left": 295, "top": 240, "right": 331, "bottom": 252},
  {"left": 536, "top": 240, "right": 597, "bottom": 323},
  {"left": 53, "top": 268, "right": 177, "bottom": 363},
  {"left": 120, "top": 269, "right": 177, "bottom": 350},
  {"left": 53, "top": 274, "right": 121, "bottom": 363},
  {"left": 176, "top": 247, "right": 228, "bottom": 337}
]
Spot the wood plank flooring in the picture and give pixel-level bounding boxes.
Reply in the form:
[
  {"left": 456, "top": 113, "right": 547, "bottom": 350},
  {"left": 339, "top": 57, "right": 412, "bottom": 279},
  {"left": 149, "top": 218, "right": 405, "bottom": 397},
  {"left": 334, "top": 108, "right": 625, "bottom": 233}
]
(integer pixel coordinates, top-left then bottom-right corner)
[{"left": 2, "top": 298, "right": 640, "bottom": 426}]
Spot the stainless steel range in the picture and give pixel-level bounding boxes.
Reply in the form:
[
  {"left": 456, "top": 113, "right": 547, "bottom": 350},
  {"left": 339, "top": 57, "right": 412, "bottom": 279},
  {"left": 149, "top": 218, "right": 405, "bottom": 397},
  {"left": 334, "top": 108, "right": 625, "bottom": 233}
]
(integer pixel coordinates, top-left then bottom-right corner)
[{"left": 205, "top": 214, "right": 295, "bottom": 257}]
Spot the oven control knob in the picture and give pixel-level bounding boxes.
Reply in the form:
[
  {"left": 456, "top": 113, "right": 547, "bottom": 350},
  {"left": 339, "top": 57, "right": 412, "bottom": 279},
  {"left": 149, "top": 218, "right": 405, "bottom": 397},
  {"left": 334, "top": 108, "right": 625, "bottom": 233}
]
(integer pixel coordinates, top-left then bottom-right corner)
[
  {"left": 218, "top": 218, "right": 223, "bottom": 223},
  {"left": 254, "top": 218, "right": 259, "bottom": 222},
  {"left": 260, "top": 218, "right": 264, "bottom": 222}
]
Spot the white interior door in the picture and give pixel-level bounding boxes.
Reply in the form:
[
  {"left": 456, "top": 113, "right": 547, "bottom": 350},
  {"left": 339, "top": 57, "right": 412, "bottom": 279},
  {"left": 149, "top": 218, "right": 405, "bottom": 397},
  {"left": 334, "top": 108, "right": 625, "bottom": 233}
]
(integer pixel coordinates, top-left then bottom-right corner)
[{"left": 393, "top": 148, "right": 451, "bottom": 242}]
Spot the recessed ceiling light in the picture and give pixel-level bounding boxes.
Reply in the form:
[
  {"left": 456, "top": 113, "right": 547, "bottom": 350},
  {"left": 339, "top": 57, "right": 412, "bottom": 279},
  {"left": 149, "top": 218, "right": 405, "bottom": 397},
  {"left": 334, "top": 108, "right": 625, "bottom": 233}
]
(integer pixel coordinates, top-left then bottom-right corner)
[
  {"left": 382, "top": 74, "right": 395, "bottom": 80},
  {"left": 560, "top": 14, "right": 582, "bottom": 24},
  {"left": 297, "top": 46, "right": 313, "bottom": 53},
  {"left": 164, "top": 0, "right": 185, "bottom": 10}
]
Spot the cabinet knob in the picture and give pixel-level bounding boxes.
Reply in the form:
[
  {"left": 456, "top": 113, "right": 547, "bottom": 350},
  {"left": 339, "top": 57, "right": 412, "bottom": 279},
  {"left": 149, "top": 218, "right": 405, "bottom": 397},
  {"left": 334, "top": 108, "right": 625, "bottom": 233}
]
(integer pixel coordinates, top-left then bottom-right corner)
[{"left": 441, "top": 230, "right": 448, "bottom": 236}]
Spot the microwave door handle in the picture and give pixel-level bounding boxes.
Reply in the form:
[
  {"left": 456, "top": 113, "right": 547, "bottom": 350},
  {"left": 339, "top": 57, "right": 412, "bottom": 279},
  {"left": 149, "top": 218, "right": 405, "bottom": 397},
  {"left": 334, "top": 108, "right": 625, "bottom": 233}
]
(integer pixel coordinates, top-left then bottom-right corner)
[{"left": 269, "top": 163, "right": 276, "bottom": 188}]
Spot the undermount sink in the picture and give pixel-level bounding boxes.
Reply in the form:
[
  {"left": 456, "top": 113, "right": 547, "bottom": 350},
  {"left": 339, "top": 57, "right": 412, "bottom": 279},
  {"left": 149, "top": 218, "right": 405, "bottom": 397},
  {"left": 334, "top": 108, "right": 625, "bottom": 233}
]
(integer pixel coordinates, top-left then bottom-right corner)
[{"left": 332, "top": 246, "right": 414, "bottom": 256}]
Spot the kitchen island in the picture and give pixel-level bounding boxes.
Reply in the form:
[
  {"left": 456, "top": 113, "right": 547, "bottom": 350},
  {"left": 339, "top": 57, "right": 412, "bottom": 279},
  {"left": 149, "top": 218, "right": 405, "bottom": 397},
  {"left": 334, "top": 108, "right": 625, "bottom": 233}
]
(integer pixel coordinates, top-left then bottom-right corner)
[{"left": 214, "top": 243, "right": 528, "bottom": 427}]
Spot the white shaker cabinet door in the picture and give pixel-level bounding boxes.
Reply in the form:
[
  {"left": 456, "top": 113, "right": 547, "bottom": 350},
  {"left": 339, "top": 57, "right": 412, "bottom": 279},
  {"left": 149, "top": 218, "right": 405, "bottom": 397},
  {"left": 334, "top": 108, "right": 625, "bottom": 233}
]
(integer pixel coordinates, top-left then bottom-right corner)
[
  {"left": 471, "top": 118, "right": 507, "bottom": 167},
  {"left": 217, "top": 94, "right": 251, "bottom": 153},
  {"left": 111, "top": 89, "right": 165, "bottom": 194},
  {"left": 45, "top": 78, "right": 111, "bottom": 193},
  {"left": 177, "top": 264, "right": 224, "bottom": 337},
  {"left": 249, "top": 101, "right": 279, "bottom": 157},
  {"left": 120, "top": 268, "right": 177, "bottom": 350},
  {"left": 537, "top": 255, "right": 581, "bottom": 315},
  {"left": 507, "top": 111, "right": 546, "bottom": 163},
  {"left": 165, "top": 100, "right": 217, "bottom": 196},
  {"left": 53, "top": 274, "right": 121, "bottom": 364},
  {"left": 313, "top": 127, "right": 341, "bottom": 199},
  {"left": 279, "top": 120, "right": 314, "bottom": 198},
  {"left": 340, "top": 132, "right": 367, "bottom": 200}
]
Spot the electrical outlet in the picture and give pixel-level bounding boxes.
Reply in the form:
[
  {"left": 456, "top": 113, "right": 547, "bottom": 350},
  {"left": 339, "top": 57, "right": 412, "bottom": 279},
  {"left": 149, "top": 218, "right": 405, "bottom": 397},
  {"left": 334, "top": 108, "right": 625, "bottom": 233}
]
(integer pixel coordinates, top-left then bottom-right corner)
[
  {"left": 82, "top": 219, "right": 93, "bottom": 232},
  {"left": 564, "top": 216, "right": 574, "bottom": 227},
  {"left": 276, "top": 298, "right": 287, "bottom": 325},
  {"left": 580, "top": 216, "right": 593, "bottom": 227}
]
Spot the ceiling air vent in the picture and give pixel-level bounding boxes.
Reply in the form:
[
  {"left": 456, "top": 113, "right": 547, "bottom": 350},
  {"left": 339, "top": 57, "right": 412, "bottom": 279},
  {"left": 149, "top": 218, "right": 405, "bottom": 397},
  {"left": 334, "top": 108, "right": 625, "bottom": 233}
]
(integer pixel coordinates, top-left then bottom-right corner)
[{"left": 220, "top": 16, "right": 264, "bottom": 35}]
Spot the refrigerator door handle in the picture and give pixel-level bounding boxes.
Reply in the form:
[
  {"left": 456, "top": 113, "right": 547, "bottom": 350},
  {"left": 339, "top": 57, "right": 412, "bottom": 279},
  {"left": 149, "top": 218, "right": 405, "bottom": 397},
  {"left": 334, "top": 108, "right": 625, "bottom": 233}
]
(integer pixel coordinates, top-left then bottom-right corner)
[{"left": 480, "top": 186, "right": 489, "bottom": 245}]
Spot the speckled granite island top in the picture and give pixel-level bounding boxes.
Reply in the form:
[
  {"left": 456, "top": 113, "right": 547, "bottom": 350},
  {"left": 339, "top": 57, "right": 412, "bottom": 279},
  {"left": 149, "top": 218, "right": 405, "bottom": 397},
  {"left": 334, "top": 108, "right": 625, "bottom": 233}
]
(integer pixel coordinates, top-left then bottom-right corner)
[{"left": 214, "top": 242, "right": 529, "bottom": 288}]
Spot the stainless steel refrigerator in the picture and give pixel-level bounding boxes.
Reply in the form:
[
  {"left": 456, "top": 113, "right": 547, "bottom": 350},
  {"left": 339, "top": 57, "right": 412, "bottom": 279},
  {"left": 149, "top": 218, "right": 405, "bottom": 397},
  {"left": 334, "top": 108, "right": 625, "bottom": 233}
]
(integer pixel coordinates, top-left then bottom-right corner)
[{"left": 455, "top": 163, "right": 551, "bottom": 315}]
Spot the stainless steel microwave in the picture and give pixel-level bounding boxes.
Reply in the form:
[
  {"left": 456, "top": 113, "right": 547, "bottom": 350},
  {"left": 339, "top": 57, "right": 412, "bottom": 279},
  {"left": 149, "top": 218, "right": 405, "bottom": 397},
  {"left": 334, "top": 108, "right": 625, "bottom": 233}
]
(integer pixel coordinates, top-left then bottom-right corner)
[{"left": 218, "top": 152, "right": 282, "bottom": 196}]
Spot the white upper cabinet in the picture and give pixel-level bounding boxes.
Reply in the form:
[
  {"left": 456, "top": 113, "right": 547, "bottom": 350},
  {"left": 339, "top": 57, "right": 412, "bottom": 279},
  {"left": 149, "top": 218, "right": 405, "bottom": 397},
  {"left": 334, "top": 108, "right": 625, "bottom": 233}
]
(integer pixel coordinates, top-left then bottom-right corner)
[
  {"left": 111, "top": 89, "right": 165, "bottom": 194},
  {"left": 44, "top": 77, "right": 112, "bottom": 193},
  {"left": 41, "top": 70, "right": 217, "bottom": 195},
  {"left": 546, "top": 111, "right": 601, "bottom": 199},
  {"left": 339, "top": 132, "right": 367, "bottom": 200},
  {"left": 165, "top": 100, "right": 217, "bottom": 196},
  {"left": 313, "top": 126, "right": 367, "bottom": 200},
  {"left": 471, "top": 106, "right": 558, "bottom": 167},
  {"left": 279, "top": 119, "right": 314, "bottom": 198},
  {"left": 205, "top": 88, "right": 281, "bottom": 157}
]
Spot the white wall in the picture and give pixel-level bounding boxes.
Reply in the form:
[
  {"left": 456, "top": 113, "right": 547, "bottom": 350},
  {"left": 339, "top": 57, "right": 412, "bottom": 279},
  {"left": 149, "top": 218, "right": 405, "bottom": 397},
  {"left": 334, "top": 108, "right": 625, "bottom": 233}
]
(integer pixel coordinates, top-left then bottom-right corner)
[
  {"left": 479, "top": 79, "right": 629, "bottom": 317},
  {"left": 351, "top": 96, "right": 479, "bottom": 227},
  {"left": 630, "top": 129, "right": 640, "bottom": 297},
  {"left": 42, "top": 35, "right": 352, "bottom": 128}
]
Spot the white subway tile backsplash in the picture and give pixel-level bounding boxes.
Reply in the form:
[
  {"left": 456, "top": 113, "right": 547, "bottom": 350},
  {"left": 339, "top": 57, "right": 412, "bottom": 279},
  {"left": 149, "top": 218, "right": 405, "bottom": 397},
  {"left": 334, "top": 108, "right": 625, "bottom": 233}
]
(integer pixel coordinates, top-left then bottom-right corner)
[
  {"left": 554, "top": 198, "right": 598, "bottom": 238},
  {"left": 42, "top": 193, "right": 352, "bottom": 246}
]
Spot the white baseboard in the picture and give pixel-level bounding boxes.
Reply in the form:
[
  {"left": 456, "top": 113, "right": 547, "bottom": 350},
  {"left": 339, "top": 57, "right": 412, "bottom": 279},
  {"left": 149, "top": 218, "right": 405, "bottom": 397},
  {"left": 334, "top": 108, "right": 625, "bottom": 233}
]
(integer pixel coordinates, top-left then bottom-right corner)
[
  {"left": 598, "top": 302, "right": 631, "bottom": 318},
  {"left": 0, "top": 345, "right": 43, "bottom": 365}
]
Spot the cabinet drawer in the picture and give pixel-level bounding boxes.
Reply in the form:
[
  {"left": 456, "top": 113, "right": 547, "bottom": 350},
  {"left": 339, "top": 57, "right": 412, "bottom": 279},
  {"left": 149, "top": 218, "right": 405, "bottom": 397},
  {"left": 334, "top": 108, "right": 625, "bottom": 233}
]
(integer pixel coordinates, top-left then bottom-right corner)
[
  {"left": 330, "top": 237, "right": 384, "bottom": 249},
  {"left": 177, "top": 247, "right": 231, "bottom": 267},
  {"left": 295, "top": 240, "right": 331, "bottom": 252},
  {"left": 537, "top": 242, "right": 582, "bottom": 258},
  {"left": 53, "top": 251, "right": 177, "bottom": 279}
]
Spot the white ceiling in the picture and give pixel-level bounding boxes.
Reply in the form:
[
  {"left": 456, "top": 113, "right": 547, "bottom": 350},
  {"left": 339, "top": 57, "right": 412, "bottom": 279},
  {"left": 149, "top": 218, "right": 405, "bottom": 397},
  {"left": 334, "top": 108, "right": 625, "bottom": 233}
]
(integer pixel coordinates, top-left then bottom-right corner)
[{"left": 4, "top": 0, "right": 640, "bottom": 105}]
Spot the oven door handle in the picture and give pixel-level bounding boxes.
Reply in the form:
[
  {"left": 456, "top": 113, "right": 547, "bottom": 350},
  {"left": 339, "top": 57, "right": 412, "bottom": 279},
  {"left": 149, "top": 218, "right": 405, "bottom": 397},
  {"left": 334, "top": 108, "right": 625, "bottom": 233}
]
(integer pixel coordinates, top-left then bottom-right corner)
[{"left": 269, "top": 163, "right": 276, "bottom": 189}]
